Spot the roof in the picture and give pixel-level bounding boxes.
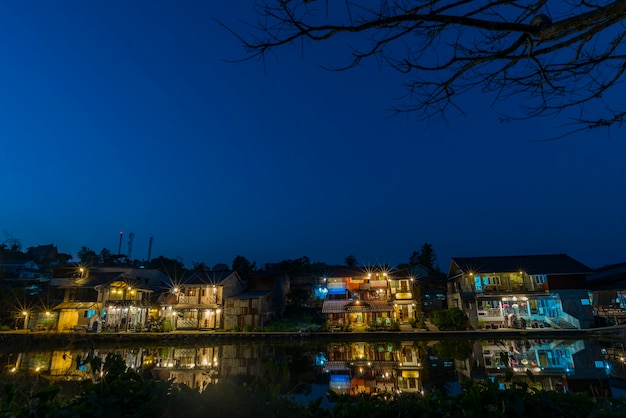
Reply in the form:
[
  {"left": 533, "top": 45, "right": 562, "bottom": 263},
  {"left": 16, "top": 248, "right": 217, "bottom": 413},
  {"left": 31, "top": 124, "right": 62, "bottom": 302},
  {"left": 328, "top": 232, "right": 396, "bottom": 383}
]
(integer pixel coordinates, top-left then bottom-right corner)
[
  {"left": 27, "top": 244, "right": 58, "bottom": 260},
  {"left": 184, "top": 270, "right": 240, "bottom": 285},
  {"left": 448, "top": 254, "right": 592, "bottom": 277},
  {"left": 587, "top": 262, "right": 626, "bottom": 290},
  {"left": 54, "top": 301, "right": 99, "bottom": 310},
  {"left": 227, "top": 290, "right": 272, "bottom": 300},
  {"left": 323, "top": 361, "right": 349, "bottom": 370},
  {"left": 322, "top": 300, "right": 350, "bottom": 313},
  {"left": 316, "top": 266, "right": 395, "bottom": 279},
  {"left": 50, "top": 272, "right": 153, "bottom": 290}
]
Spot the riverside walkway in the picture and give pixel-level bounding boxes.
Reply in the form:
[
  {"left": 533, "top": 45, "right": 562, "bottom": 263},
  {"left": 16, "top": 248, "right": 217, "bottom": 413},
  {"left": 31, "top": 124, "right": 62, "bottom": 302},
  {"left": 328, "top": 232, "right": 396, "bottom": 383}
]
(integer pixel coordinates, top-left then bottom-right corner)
[{"left": 2, "top": 324, "right": 625, "bottom": 350}]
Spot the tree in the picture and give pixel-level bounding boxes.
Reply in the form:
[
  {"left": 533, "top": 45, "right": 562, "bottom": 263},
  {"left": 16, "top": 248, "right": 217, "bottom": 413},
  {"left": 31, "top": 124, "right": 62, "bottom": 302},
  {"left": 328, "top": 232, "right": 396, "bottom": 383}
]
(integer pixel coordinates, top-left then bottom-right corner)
[
  {"left": 192, "top": 262, "right": 211, "bottom": 271},
  {"left": 56, "top": 252, "right": 73, "bottom": 265},
  {"left": 235, "top": 1, "right": 626, "bottom": 135},
  {"left": 99, "top": 248, "right": 114, "bottom": 266},
  {"left": 410, "top": 242, "right": 439, "bottom": 272},
  {"left": 232, "top": 255, "right": 257, "bottom": 279},
  {"left": 77, "top": 246, "right": 99, "bottom": 266},
  {"left": 344, "top": 255, "right": 358, "bottom": 267},
  {"left": 146, "top": 256, "right": 186, "bottom": 277},
  {"left": 430, "top": 308, "right": 469, "bottom": 330},
  {"left": 2, "top": 231, "right": 22, "bottom": 254},
  {"left": 213, "top": 263, "right": 230, "bottom": 271}
]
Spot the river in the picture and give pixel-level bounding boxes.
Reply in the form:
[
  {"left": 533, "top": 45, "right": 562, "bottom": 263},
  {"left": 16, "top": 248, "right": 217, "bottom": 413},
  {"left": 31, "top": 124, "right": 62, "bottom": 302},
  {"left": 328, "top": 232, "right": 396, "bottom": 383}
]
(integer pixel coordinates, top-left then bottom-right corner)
[{"left": 2, "top": 333, "right": 625, "bottom": 400}]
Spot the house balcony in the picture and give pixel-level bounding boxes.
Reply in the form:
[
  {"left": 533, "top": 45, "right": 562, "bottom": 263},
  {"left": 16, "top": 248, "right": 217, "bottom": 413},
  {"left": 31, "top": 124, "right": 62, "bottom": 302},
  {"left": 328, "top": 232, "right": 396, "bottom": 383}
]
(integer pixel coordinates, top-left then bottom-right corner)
[
  {"left": 477, "top": 308, "right": 503, "bottom": 318},
  {"left": 450, "top": 282, "right": 548, "bottom": 298},
  {"left": 479, "top": 283, "right": 548, "bottom": 295}
]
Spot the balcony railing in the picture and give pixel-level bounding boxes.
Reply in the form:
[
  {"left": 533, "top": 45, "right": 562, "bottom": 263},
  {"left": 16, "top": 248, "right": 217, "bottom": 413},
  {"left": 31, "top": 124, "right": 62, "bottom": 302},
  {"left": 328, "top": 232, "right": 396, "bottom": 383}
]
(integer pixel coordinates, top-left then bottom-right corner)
[
  {"left": 477, "top": 308, "right": 503, "bottom": 318},
  {"left": 451, "top": 282, "right": 547, "bottom": 295}
]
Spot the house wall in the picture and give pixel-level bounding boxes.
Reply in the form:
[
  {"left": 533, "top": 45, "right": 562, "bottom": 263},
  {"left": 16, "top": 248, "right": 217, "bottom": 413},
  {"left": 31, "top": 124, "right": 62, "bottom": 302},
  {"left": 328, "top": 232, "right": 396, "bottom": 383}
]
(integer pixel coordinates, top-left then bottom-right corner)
[
  {"left": 222, "top": 275, "right": 246, "bottom": 298},
  {"left": 198, "top": 285, "right": 222, "bottom": 305},
  {"left": 223, "top": 295, "right": 272, "bottom": 330},
  {"left": 548, "top": 274, "right": 588, "bottom": 290},
  {"left": 559, "top": 289, "right": 594, "bottom": 328},
  {"left": 57, "top": 310, "right": 79, "bottom": 331}
]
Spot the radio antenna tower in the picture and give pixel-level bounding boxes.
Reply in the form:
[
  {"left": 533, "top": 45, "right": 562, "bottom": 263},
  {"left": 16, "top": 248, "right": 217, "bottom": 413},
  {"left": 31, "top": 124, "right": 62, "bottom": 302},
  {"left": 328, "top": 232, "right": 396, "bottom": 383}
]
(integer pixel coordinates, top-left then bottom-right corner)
[
  {"left": 128, "top": 232, "right": 135, "bottom": 261},
  {"left": 118, "top": 231, "right": 123, "bottom": 255},
  {"left": 147, "top": 236, "right": 154, "bottom": 264}
]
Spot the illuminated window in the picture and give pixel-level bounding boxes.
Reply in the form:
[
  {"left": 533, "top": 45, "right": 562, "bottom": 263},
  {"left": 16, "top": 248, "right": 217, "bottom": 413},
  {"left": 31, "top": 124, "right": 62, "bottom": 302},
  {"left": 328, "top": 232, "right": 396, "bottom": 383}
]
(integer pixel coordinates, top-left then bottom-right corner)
[
  {"left": 482, "top": 276, "right": 501, "bottom": 285},
  {"left": 532, "top": 275, "right": 547, "bottom": 284}
]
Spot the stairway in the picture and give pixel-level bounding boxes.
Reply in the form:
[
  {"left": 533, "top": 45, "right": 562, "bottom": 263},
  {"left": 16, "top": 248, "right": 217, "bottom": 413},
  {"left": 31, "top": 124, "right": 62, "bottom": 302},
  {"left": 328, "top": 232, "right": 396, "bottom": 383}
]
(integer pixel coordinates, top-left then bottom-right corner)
[{"left": 545, "top": 317, "right": 578, "bottom": 329}]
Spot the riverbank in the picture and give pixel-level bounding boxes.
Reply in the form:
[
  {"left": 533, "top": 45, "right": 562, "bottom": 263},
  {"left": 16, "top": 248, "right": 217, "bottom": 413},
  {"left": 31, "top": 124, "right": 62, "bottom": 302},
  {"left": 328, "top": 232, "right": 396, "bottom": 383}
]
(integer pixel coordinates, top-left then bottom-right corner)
[{"left": 2, "top": 324, "right": 625, "bottom": 350}]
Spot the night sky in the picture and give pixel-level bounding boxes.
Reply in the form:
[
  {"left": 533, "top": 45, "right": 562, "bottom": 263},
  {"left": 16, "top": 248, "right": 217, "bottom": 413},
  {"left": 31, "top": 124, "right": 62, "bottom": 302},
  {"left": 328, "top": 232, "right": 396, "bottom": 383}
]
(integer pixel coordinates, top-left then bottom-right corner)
[{"left": 2, "top": 2, "right": 625, "bottom": 270}]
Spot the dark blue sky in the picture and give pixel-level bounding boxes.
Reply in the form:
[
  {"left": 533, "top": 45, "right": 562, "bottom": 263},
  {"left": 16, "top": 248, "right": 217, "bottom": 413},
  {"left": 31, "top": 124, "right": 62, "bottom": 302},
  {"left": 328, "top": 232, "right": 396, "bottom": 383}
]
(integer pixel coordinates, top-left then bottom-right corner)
[{"left": 2, "top": 1, "right": 624, "bottom": 270}]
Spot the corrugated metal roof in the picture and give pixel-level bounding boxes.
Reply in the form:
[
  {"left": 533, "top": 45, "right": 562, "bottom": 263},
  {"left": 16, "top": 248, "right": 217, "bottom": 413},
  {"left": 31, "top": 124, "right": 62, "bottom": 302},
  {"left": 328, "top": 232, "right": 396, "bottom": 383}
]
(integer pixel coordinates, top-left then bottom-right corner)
[
  {"left": 322, "top": 300, "right": 393, "bottom": 313},
  {"left": 322, "top": 300, "right": 350, "bottom": 313},
  {"left": 54, "top": 302, "right": 98, "bottom": 310},
  {"left": 323, "top": 361, "right": 349, "bottom": 370},
  {"left": 368, "top": 300, "right": 394, "bottom": 312}
]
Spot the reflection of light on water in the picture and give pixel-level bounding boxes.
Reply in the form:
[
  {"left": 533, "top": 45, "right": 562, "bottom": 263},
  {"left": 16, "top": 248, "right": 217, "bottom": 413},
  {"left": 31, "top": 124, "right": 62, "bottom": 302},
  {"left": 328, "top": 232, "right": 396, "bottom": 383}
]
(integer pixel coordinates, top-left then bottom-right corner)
[{"left": 4, "top": 337, "right": 620, "bottom": 403}]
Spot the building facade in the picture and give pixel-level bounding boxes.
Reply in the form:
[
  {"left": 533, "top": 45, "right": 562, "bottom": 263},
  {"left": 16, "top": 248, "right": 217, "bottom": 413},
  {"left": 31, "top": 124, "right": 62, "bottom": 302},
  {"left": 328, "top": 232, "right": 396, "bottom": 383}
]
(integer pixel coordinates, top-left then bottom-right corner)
[
  {"left": 320, "top": 267, "right": 421, "bottom": 330},
  {"left": 447, "top": 254, "right": 594, "bottom": 329}
]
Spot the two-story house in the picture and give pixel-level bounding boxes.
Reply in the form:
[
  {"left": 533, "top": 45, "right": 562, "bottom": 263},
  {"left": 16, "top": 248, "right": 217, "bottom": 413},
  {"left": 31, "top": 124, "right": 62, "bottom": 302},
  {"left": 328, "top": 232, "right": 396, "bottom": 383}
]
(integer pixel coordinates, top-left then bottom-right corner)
[
  {"left": 387, "top": 273, "right": 420, "bottom": 324},
  {"left": 447, "top": 254, "right": 593, "bottom": 329},
  {"left": 321, "top": 267, "right": 395, "bottom": 330},
  {"left": 50, "top": 265, "right": 166, "bottom": 332},
  {"left": 159, "top": 270, "right": 245, "bottom": 330}
]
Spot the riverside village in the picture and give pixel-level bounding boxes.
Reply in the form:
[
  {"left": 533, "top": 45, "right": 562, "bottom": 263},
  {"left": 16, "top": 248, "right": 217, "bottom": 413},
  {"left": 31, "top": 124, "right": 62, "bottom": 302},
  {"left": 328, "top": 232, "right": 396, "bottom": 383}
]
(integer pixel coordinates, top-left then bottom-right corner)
[{"left": 2, "top": 240, "right": 625, "bottom": 335}]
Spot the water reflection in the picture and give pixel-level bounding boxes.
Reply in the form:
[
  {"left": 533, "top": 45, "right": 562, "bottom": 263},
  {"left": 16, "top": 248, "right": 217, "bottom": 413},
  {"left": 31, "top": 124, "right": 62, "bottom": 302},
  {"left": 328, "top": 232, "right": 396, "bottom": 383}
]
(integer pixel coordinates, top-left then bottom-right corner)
[
  {"left": 0, "top": 338, "right": 620, "bottom": 399},
  {"left": 461, "top": 339, "right": 610, "bottom": 394}
]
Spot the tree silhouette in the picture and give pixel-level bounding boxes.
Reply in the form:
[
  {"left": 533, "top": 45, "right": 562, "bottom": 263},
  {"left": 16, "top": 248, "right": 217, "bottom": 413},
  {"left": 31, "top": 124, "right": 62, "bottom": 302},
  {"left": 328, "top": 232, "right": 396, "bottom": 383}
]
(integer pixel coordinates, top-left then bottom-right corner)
[
  {"left": 232, "top": 255, "right": 257, "bottom": 279},
  {"left": 77, "top": 246, "right": 98, "bottom": 266},
  {"left": 344, "top": 254, "right": 358, "bottom": 267},
  {"left": 410, "top": 242, "right": 439, "bottom": 272},
  {"left": 234, "top": 0, "right": 626, "bottom": 135}
]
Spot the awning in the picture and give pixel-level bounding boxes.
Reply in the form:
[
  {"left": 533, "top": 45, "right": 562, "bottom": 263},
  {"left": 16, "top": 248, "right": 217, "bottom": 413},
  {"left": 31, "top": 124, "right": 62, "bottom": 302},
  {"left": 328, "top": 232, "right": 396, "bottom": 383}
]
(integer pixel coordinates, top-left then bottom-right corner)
[
  {"left": 368, "top": 300, "right": 394, "bottom": 312},
  {"left": 346, "top": 300, "right": 371, "bottom": 312},
  {"left": 323, "top": 361, "right": 350, "bottom": 370},
  {"left": 54, "top": 302, "right": 99, "bottom": 310},
  {"left": 322, "top": 300, "right": 393, "bottom": 313},
  {"left": 170, "top": 304, "right": 211, "bottom": 310},
  {"left": 393, "top": 299, "right": 416, "bottom": 305},
  {"left": 103, "top": 300, "right": 151, "bottom": 308},
  {"left": 322, "top": 300, "right": 350, "bottom": 313}
]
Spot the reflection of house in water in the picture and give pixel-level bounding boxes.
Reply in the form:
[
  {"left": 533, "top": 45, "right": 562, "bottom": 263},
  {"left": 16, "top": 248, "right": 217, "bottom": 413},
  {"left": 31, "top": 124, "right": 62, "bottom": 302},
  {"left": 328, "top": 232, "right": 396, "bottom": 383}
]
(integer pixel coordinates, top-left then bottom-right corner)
[
  {"left": 153, "top": 344, "right": 284, "bottom": 391},
  {"left": 321, "top": 341, "right": 425, "bottom": 395},
  {"left": 6, "top": 349, "right": 101, "bottom": 384},
  {"left": 457, "top": 339, "right": 611, "bottom": 396},
  {"left": 153, "top": 346, "right": 222, "bottom": 391},
  {"left": 2, "top": 338, "right": 617, "bottom": 401}
]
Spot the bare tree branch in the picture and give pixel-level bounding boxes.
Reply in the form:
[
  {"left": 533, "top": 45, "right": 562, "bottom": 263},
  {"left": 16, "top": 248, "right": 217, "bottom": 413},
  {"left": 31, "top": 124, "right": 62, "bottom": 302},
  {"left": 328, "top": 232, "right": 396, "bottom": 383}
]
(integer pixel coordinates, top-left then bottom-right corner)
[{"left": 231, "top": 0, "right": 626, "bottom": 133}]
